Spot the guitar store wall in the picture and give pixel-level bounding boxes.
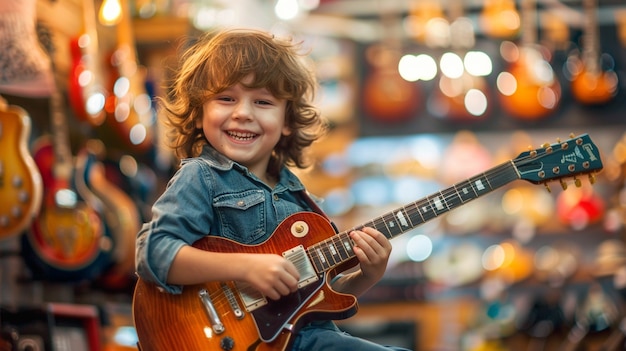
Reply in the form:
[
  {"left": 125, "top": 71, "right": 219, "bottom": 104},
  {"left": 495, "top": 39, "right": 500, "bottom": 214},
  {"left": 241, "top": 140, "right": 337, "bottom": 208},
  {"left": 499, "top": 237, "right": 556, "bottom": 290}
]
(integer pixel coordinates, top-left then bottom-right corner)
[{"left": 1, "top": 1, "right": 626, "bottom": 351}]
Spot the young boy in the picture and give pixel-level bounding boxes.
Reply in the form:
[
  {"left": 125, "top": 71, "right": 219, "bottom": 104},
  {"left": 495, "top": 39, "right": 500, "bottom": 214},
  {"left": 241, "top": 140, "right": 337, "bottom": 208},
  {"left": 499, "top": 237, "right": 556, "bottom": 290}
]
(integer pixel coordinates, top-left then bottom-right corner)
[{"left": 134, "top": 28, "right": 411, "bottom": 351}]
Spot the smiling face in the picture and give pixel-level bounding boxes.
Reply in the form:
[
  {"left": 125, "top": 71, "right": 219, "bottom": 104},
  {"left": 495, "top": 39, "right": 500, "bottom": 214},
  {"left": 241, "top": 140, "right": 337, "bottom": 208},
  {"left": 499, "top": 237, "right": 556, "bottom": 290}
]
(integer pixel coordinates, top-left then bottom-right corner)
[{"left": 197, "top": 75, "right": 291, "bottom": 179}]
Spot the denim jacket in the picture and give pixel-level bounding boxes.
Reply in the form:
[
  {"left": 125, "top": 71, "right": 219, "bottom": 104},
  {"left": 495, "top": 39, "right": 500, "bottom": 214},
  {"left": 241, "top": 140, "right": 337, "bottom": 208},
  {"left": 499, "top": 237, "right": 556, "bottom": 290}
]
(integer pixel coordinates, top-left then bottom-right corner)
[{"left": 135, "top": 145, "right": 312, "bottom": 294}]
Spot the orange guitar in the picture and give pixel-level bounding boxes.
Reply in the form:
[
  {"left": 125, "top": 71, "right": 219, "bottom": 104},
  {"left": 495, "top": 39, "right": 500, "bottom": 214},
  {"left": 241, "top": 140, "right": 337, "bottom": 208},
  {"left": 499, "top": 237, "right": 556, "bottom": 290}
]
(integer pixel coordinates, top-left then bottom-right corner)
[
  {"left": 569, "top": 0, "right": 618, "bottom": 105},
  {"left": 105, "top": 0, "right": 154, "bottom": 153},
  {"left": 497, "top": 0, "right": 561, "bottom": 120},
  {"left": 0, "top": 96, "right": 43, "bottom": 240},
  {"left": 479, "top": 0, "right": 520, "bottom": 39},
  {"left": 133, "top": 134, "right": 603, "bottom": 351}
]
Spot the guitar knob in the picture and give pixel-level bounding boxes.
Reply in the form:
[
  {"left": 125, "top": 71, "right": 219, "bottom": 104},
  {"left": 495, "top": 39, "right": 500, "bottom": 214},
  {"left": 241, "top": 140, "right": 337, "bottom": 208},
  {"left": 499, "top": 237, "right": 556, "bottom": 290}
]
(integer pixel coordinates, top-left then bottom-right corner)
[{"left": 220, "top": 336, "right": 235, "bottom": 351}]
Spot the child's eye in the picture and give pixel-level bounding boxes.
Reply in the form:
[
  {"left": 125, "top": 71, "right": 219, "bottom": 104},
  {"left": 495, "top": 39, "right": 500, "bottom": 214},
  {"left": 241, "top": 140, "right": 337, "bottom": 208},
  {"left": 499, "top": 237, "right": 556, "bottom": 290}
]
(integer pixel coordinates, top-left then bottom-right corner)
[
  {"left": 217, "top": 96, "right": 234, "bottom": 102},
  {"left": 256, "top": 100, "right": 272, "bottom": 105}
]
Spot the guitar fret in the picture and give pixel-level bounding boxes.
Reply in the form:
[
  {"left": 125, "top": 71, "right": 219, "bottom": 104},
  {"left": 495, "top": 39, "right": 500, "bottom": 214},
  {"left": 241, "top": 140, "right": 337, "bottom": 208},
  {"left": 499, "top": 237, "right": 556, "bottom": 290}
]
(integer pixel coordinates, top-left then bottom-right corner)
[
  {"left": 444, "top": 188, "right": 463, "bottom": 209},
  {"left": 379, "top": 209, "right": 411, "bottom": 238},
  {"left": 408, "top": 202, "right": 425, "bottom": 225},
  {"left": 310, "top": 245, "right": 327, "bottom": 272},
  {"left": 417, "top": 198, "right": 437, "bottom": 221},
  {"left": 455, "top": 181, "right": 476, "bottom": 202},
  {"left": 320, "top": 242, "right": 337, "bottom": 267},
  {"left": 332, "top": 235, "right": 350, "bottom": 260}
]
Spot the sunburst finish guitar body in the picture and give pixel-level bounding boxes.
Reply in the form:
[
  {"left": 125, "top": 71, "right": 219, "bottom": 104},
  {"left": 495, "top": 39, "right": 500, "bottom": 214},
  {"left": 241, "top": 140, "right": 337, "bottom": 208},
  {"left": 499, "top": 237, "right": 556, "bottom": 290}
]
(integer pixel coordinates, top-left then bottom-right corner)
[
  {"left": 0, "top": 98, "right": 43, "bottom": 240},
  {"left": 133, "top": 134, "right": 604, "bottom": 351}
]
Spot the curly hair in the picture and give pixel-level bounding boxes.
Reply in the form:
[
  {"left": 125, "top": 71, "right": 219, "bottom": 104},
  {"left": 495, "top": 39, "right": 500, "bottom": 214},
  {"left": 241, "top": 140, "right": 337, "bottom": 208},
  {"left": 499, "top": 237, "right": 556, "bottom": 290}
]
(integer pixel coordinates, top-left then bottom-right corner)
[{"left": 159, "top": 28, "right": 327, "bottom": 176}]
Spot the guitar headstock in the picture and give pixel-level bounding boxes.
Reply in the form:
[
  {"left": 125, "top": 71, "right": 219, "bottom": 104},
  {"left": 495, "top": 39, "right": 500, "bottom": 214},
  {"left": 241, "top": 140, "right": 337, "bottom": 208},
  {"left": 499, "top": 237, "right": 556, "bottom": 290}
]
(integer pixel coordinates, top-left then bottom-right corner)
[{"left": 514, "top": 133, "right": 603, "bottom": 188}]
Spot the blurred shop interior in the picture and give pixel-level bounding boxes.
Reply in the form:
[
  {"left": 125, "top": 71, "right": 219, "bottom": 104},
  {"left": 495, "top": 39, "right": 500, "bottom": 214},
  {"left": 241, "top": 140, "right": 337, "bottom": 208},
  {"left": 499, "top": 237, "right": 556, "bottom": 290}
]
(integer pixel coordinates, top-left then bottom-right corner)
[{"left": 2, "top": 0, "right": 626, "bottom": 350}]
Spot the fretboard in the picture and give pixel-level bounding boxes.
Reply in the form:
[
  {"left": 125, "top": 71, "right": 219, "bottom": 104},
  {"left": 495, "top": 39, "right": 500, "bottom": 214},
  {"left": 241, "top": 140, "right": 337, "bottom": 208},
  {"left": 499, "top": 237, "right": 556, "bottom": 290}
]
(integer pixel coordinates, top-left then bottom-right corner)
[{"left": 307, "top": 160, "right": 520, "bottom": 274}]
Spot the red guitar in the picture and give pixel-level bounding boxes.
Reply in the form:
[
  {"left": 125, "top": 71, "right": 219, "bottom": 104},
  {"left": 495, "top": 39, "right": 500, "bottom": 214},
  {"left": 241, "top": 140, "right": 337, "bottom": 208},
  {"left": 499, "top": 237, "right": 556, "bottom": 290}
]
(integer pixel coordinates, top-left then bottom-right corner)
[
  {"left": 67, "top": 0, "right": 107, "bottom": 127},
  {"left": 133, "top": 134, "right": 603, "bottom": 351},
  {"left": 0, "top": 97, "right": 43, "bottom": 240}
]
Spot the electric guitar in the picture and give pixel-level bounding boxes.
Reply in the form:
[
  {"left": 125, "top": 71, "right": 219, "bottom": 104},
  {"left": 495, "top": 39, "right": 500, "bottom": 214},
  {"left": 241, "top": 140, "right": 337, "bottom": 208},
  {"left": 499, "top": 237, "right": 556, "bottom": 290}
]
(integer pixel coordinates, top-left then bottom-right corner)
[
  {"left": 570, "top": 0, "right": 619, "bottom": 105},
  {"left": 24, "top": 49, "right": 114, "bottom": 281},
  {"left": 497, "top": 0, "right": 561, "bottom": 120},
  {"left": 67, "top": 0, "right": 107, "bottom": 126},
  {"left": 0, "top": 97, "right": 43, "bottom": 240},
  {"left": 133, "top": 134, "right": 603, "bottom": 351},
  {"left": 105, "top": 0, "right": 154, "bottom": 153}
]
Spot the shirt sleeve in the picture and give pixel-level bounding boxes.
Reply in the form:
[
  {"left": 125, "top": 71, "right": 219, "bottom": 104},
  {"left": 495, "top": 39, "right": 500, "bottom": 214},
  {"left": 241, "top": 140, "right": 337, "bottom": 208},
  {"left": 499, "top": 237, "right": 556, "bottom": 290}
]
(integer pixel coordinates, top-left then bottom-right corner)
[{"left": 135, "top": 160, "right": 214, "bottom": 294}]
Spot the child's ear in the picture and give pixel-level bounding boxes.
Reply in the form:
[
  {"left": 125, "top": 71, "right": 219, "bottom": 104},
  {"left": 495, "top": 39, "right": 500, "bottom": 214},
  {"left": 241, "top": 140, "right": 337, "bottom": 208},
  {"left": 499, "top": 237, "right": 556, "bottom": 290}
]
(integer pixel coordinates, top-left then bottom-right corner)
[
  {"left": 196, "top": 118, "right": 203, "bottom": 129},
  {"left": 282, "top": 126, "right": 292, "bottom": 136}
]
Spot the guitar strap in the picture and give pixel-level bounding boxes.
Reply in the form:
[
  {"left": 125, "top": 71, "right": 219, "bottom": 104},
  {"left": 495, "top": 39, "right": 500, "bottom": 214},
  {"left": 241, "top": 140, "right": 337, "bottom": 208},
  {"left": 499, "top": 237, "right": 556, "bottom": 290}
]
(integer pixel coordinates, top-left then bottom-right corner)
[{"left": 298, "top": 190, "right": 339, "bottom": 233}]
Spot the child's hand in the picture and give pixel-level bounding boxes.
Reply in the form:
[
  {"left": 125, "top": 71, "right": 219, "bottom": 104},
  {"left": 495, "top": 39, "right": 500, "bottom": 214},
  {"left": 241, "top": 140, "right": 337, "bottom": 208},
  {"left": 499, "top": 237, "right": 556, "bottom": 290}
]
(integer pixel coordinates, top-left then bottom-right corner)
[
  {"left": 350, "top": 227, "right": 392, "bottom": 284},
  {"left": 244, "top": 254, "right": 300, "bottom": 300}
]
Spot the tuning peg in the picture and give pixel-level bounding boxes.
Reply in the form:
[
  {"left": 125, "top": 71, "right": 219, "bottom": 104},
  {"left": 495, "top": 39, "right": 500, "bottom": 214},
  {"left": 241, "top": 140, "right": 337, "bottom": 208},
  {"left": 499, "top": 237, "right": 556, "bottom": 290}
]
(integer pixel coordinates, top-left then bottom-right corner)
[
  {"left": 560, "top": 179, "right": 568, "bottom": 190},
  {"left": 542, "top": 142, "right": 550, "bottom": 148},
  {"left": 569, "top": 133, "right": 575, "bottom": 138},
  {"left": 589, "top": 173, "right": 596, "bottom": 184},
  {"left": 544, "top": 183, "right": 552, "bottom": 193},
  {"left": 556, "top": 138, "right": 561, "bottom": 143},
  {"left": 574, "top": 177, "right": 582, "bottom": 187}
]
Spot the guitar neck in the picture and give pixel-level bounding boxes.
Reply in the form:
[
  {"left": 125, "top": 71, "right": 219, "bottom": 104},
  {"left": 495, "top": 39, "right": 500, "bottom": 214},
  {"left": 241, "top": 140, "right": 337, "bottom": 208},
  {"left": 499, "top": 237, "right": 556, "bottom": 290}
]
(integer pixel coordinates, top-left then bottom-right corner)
[
  {"left": 520, "top": 0, "right": 537, "bottom": 47},
  {"left": 308, "top": 160, "right": 520, "bottom": 274},
  {"left": 582, "top": 0, "right": 600, "bottom": 73},
  {"left": 49, "top": 79, "right": 74, "bottom": 182},
  {"left": 114, "top": 0, "right": 140, "bottom": 75}
]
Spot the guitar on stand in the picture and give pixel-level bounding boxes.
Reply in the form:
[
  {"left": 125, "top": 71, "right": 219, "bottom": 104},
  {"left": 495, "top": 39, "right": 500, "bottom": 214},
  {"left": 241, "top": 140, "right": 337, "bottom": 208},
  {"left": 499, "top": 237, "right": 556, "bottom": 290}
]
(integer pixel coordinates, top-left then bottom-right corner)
[
  {"left": 0, "top": 96, "right": 43, "bottom": 240},
  {"left": 23, "top": 41, "right": 114, "bottom": 282},
  {"left": 133, "top": 133, "right": 604, "bottom": 351}
]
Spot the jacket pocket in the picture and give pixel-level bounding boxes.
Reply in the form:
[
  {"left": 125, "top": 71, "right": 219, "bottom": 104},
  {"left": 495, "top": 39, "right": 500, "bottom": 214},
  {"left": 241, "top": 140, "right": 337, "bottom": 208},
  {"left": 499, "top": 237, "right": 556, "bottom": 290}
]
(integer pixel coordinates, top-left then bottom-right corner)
[{"left": 213, "top": 190, "right": 266, "bottom": 244}]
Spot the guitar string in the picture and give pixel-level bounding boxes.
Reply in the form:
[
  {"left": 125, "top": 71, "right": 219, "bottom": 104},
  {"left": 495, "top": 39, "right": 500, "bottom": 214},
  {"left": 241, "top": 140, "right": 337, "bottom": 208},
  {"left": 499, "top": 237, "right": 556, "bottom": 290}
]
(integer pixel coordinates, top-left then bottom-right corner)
[
  {"left": 309, "top": 161, "right": 518, "bottom": 266},
  {"left": 307, "top": 144, "right": 593, "bottom": 267}
]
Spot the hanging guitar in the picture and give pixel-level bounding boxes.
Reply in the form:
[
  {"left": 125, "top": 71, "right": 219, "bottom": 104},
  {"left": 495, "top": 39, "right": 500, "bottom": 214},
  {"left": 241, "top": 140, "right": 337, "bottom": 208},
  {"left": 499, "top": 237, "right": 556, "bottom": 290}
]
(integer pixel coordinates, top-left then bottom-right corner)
[
  {"left": 133, "top": 133, "right": 604, "bottom": 351},
  {"left": 428, "top": 0, "right": 491, "bottom": 121},
  {"left": 22, "top": 34, "right": 114, "bottom": 282},
  {"left": 497, "top": 0, "right": 561, "bottom": 120},
  {"left": 569, "top": 0, "right": 619, "bottom": 105},
  {"left": 76, "top": 139, "right": 141, "bottom": 291},
  {"left": 0, "top": 96, "right": 43, "bottom": 240},
  {"left": 104, "top": 0, "right": 154, "bottom": 153},
  {"left": 67, "top": 0, "right": 108, "bottom": 127}
]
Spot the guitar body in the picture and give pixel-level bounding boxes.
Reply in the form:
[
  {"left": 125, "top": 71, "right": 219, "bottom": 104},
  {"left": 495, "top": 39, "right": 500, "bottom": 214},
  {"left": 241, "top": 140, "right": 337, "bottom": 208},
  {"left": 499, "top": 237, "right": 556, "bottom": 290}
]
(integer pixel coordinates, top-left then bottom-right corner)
[
  {"left": 429, "top": 73, "right": 491, "bottom": 121},
  {"left": 479, "top": 0, "right": 520, "bottom": 39},
  {"left": 78, "top": 142, "right": 141, "bottom": 290},
  {"left": 362, "top": 68, "right": 420, "bottom": 123},
  {"left": 0, "top": 102, "right": 43, "bottom": 239},
  {"left": 23, "top": 137, "right": 113, "bottom": 282},
  {"left": 570, "top": 64, "right": 618, "bottom": 106},
  {"left": 68, "top": 35, "right": 107, "bottom": 127},
  {"left": 498, "top": 47, "right": 561, "bottom": 120},
  {"left": 133, "top": 212, "right": 358, "bottom": 351}
]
